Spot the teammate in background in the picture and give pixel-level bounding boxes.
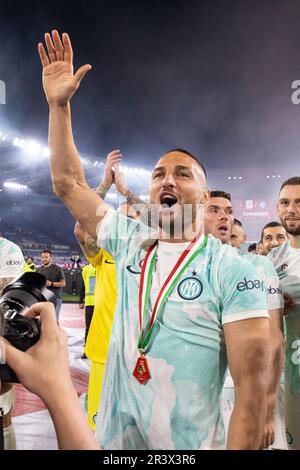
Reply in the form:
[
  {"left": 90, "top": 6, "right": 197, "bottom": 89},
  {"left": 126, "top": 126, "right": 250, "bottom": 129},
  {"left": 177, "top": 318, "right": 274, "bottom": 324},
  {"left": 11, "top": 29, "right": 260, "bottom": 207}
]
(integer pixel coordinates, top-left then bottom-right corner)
[
  {"left": 230, "top": 218, "right": 247, "bottom": 249},
  {"left": 204, "top": 190, "right": 233, "bottom": 242},
  {"left": 204, "top": 192, "right": 285, "bottom": 449},
  {"left": 0, "top": 233, "right": 25, "bottom": 450},
  {"left": 248, "top": 243, "right": 258, "bottom": 254},
  {"left": 268, "top": 177, "right": 300, "bottom": 449},
  {"left": 40, "top": 30, "right": 270, "bottom": 450},
  {"left": 36, "top": 250, "right": 66, "bottom": 321},
  {"left": 23, "top": 256, "right": 36, "bottom": 272},
  {"left": 260, "top": 221, "right": 287, "bottom": 255},
  {"left": 257, "top": 240, "right": 265, "bottom": 255},
  {"left": 78, "top": 263, "right": 96, "bottom": 359},
  {"left": 0, "top": 234, "right": 25, "bottom": 292}
]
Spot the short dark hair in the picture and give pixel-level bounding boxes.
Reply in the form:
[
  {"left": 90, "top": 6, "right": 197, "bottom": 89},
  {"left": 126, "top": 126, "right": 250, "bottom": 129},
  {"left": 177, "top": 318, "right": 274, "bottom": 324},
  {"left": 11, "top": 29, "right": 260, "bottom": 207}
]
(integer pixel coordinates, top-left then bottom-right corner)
[
  {"left": 209, "top": 190, "right": 231, "bottom": 202},
  {"left": 41, "top": 249, "right": 52, "bottom": 256},
  {"left": 248, "top": 243, "right": 257, "bottom": 253},
  {"left": 233, "top": 218, "right": 242, "bottom": 227},
  {"left": 166, "top": 148, "right": 207, "bottom": 177},
  {"left": 280, "top": 176, "right": 300, "bottom": 192},
  {"left": 261, "top": 221, "right": 283, "bottom": 241}
]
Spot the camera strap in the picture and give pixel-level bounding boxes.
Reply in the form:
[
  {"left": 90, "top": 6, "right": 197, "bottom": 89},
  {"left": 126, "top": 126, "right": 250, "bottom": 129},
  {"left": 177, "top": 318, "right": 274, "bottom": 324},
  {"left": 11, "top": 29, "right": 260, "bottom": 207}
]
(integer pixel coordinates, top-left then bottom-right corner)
[{"left": 0, "top": 407, "right": 4, "bottom": 450}]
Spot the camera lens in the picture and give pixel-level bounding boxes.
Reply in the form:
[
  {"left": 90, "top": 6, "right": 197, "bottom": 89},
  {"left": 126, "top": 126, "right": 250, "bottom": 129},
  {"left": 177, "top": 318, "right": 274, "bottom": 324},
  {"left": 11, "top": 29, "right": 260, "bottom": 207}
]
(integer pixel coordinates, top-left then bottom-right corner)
[{"left": 0, "top": 272, "right": 57, "bottom": 382}]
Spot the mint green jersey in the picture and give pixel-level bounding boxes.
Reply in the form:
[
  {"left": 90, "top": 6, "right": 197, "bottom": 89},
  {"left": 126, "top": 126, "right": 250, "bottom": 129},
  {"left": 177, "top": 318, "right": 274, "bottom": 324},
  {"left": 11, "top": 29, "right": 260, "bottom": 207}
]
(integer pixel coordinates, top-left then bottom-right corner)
[
  {"left": 238, "top": 250, "right": 284, "bottom": 311},
  {"left": 223, "top": 250, "right": 283, "bottom": 400},
  {"left": 96, "top": 209, "right": 268, "bottom": 450},
  {"left": 268, "top": 241, "right": 300, "bottom": 394}
]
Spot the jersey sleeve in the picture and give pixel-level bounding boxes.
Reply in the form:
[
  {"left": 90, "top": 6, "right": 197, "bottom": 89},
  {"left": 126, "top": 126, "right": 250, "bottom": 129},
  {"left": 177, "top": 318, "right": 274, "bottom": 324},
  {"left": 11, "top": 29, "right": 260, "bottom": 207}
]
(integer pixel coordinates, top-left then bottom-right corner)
[
  {"left": 217, "top": 254, "right": 269, "bottom": 325},
  {"left": 259, "top": 257, "right": 284, "bottom": 310},
  {"left": 96, "top": 207, "right": 152, "bottom": 257}
]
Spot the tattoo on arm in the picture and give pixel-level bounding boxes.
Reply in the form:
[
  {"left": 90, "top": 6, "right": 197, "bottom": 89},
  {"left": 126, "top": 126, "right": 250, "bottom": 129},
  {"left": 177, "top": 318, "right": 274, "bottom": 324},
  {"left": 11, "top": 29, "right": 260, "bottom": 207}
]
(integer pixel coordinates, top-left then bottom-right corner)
[
  {"left": 125, "top": 190, "right": 151, "bottom": 226},
  {"left": 95, "top": 182, "right": 109, "bottom": 200},
  {"left": 86, "top": 236, "right": 100, "bottom": 256}
]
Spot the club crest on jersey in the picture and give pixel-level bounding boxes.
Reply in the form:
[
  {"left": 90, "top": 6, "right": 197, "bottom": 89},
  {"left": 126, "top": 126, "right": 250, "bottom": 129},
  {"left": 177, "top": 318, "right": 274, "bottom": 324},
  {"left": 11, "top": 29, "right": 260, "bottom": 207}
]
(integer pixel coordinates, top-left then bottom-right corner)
[{"left": 177, "top": 277, "right": 203, "bottom": 300}]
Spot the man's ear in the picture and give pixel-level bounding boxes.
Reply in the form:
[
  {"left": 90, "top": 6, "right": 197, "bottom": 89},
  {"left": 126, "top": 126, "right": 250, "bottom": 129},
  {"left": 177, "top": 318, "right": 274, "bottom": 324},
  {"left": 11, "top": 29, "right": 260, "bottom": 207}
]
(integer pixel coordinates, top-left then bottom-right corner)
[
  {"left": 243, "top": 234, "right": 248, "bottom": 242},
  {"left": 201, "top": 189, "right": 210, "bottom": 205}
]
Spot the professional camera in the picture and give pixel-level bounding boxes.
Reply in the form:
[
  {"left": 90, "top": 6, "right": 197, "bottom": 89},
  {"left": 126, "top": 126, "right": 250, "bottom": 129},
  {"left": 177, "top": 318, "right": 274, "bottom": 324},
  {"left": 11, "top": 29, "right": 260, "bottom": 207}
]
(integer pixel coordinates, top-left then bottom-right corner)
[{"left": 0, "top": 272, "right": 57, "bottom": 383}]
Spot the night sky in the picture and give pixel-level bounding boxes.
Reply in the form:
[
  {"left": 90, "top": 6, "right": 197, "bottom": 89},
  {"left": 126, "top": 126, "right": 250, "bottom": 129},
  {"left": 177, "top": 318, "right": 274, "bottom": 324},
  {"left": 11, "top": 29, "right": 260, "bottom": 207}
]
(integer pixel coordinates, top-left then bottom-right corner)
[{"left": 1, "top": 0, "right": 300, "bottom": 240}]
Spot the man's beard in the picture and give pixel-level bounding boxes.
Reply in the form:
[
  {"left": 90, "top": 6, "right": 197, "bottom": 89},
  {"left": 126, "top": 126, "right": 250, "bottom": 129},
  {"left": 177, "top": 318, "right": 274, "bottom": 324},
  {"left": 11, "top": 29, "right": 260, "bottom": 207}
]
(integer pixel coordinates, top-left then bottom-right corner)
[{"left": 282, "top": 221, "right": 300, "bottom": 236}]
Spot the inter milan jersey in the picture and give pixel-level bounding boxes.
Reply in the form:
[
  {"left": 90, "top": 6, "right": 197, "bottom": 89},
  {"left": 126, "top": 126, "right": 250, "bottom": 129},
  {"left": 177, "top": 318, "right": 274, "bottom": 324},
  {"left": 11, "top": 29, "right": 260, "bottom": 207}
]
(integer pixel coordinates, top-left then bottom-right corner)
[
  {"left": 0, "top": 237, "right": 25, "bottom": 279},
  {"left": 223, "top": 249, "right": 283, "bottom": 397},
  {"left": 268, "top": 241, "right": 300, "bottom": 394},
  {"left": 96, "top": 209, "right": 268, "bottom": 450}
]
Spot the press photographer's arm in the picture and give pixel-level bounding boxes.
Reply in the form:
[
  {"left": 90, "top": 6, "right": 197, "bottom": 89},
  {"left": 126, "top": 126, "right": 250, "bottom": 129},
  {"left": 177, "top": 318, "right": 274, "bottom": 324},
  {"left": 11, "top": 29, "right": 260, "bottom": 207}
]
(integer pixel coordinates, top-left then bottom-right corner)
[{"left": 0, "top": 303, "right": 99, "bottom": 450}]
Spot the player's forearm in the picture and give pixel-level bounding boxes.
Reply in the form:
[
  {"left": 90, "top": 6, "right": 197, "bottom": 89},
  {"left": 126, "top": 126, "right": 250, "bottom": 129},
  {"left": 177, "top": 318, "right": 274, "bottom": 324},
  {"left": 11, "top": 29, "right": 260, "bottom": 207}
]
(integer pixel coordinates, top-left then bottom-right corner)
[
  {"left": 266, "top": 336, "right": 285, "bottom": 421},
  {"left": 48, "top": 103, "right": 87, "bottom": 196},
  {"left": 227, "top": 384, "right": 267, "bottom": 449},
  {"left": 52, "top": 280, "right": 66, "bottom": 288}
]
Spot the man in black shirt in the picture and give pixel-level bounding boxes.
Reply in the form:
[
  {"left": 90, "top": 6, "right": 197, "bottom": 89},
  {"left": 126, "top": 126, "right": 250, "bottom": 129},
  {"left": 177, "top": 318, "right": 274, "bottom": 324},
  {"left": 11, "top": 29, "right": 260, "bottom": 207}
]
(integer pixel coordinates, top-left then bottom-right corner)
[{"left": 37, "top": 249, "right": 66, "bottom": 321}]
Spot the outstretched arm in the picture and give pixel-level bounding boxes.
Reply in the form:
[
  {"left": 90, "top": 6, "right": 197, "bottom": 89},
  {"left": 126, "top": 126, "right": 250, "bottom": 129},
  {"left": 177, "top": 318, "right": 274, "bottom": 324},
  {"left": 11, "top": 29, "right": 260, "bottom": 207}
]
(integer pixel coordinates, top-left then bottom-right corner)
[{"left": 38, "top": 31, "right": 121, "bottom": 239}]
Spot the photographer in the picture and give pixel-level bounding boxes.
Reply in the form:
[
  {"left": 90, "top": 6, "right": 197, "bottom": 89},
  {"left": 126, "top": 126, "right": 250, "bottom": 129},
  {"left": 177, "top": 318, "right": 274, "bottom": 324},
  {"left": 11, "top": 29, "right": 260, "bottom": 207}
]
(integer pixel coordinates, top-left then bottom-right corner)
[
  {"left": 37, "top": 250, "right": 66, "bottom": 321},
  {"left": 0, "top": 302, "right": 98, "bottom": 450}
]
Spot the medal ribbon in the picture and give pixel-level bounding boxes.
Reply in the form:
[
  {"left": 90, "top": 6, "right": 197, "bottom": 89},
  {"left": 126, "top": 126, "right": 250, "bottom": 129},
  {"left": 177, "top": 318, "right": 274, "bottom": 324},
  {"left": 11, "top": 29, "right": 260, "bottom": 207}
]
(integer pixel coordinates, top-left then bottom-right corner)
[{"left": 138, "top": 233, "right": 208, "bottom": 352}]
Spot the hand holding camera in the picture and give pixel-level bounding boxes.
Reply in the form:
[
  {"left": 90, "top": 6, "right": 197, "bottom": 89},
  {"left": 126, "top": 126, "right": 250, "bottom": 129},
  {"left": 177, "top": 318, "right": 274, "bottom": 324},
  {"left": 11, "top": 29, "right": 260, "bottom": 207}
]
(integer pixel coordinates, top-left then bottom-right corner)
[{"left": 0, "top": 272, "right": 57, "bottom": 383}]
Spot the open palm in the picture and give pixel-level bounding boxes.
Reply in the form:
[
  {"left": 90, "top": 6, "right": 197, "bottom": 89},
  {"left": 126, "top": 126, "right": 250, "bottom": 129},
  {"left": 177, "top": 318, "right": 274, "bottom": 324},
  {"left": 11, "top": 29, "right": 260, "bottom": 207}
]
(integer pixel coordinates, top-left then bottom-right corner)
[{"left": 38, "top": 30, "right": 91, "bottom": 106}]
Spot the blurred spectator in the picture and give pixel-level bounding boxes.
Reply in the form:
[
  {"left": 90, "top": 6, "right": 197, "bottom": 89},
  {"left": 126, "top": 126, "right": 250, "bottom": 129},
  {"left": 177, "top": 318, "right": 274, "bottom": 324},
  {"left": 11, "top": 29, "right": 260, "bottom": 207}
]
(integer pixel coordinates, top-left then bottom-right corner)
[
  {"left": 36, "top": 249, "right": 66, "bottom": 321},
  {"left": 23, "top": 256, "right": 36, "bottom": 272}
]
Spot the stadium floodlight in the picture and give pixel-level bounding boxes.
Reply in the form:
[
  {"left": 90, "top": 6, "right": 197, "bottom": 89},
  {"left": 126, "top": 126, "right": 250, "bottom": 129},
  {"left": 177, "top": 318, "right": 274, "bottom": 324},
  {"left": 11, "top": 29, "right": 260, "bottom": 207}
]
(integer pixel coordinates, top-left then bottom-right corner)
[
  {"left": 23, "top": 139, "right": 41, "bottom": 157},
  {"left": 105, "top": 193, "right": 118, "bottom": 201},
  {"left": 13, "top": 137, "right": 26, "bottom": 149},
  {"left": 139, "top": 194, "right": 150, "bottom": 201},
  {"left": 4, "top": 181, "right": 28, "bottom": 191},
  {"left": 42, "top": 146, "right": 50, "bottom": 158}
]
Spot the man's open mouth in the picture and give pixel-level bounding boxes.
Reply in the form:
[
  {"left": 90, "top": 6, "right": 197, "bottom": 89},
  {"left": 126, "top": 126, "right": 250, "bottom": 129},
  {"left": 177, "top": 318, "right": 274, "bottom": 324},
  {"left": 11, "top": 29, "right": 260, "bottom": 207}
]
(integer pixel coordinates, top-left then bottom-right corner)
[
  {"left": 160, "top": 193, "right": 178, "bottom": 208},
  {"left": 218, "top": 224, "right": 228, "bottom": 233}
]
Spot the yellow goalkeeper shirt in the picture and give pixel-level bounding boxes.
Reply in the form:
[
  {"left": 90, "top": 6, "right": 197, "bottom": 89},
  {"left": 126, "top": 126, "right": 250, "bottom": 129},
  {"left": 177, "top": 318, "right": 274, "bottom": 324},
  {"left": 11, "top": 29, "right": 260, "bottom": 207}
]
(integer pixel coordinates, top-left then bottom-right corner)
[{"left": 85, "top": 249, "right": 117, "bottom": 363}]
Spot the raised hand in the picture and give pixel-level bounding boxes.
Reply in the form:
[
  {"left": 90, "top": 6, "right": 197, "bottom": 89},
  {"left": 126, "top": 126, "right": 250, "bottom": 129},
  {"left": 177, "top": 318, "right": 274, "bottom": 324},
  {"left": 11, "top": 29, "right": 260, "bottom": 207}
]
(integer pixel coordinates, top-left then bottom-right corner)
[
  {"left": 38, "top": 30, "right": 91, "bottom": 106},
  {"left": 102, "top": 149, "right": 122, "bottom": 188},
  {"left": 113, "top": 163, "right": 128, "bottom": 196}
]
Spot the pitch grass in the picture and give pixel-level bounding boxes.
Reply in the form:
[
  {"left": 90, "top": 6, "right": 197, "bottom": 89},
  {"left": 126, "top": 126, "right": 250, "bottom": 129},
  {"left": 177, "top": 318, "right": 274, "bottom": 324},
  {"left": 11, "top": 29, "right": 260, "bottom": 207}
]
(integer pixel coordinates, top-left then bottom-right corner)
[{"left": 62, "top": 292, "right": 80, "bottom": 303}]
